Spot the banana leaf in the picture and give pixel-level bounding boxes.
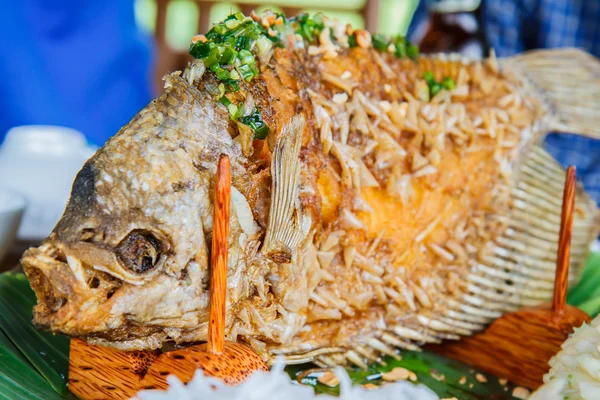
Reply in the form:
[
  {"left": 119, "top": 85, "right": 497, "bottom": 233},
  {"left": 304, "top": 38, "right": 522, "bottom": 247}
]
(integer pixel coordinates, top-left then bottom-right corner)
[
  {"left": 0, "top": 329, "right": 66, "bottom": 400},
  {"left": 0, "top": 273, "right": 72, "bottom": 398},
  {"left": 568, "top": 252, "right": 600, "bottom": 315},
  {"left": 287, "top": 351, "right": 522, "bottom": 399}
]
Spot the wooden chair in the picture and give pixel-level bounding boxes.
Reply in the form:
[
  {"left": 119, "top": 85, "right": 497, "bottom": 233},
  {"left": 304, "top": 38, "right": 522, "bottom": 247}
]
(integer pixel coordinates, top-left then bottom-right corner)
[{"left": 151, "top": 0, "right": 380, "bottom": 92}]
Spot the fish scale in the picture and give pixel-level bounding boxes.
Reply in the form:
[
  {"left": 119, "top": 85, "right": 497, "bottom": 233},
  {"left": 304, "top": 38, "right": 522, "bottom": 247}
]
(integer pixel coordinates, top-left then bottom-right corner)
[{"left": 21, "top": 12, "right": 600, "bottom": 368}]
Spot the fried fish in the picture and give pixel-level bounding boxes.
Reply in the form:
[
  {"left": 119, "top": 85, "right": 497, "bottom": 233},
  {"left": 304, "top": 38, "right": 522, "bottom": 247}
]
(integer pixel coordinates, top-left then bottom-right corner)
[{"left": 22, "top": 12, "right": 600, "bottom": 367}]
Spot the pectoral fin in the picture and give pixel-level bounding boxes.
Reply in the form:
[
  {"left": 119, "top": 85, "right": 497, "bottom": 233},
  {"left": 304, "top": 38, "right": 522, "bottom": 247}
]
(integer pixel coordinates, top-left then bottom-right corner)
[{"left": 262, "top": 115, "right": 306, "bottom": 262}]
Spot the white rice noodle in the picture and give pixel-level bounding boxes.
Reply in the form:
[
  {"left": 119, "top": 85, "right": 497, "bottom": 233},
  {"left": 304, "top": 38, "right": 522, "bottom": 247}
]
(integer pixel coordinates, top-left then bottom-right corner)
[{"left": 134, "top": 358, "right": 439, "bottom": 400}]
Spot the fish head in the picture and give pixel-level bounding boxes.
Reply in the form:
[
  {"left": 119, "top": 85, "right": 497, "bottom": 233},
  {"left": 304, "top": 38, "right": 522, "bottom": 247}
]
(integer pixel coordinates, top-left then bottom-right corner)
[{"left": 21, "top": 74, "right": 262, "bottom": 348}]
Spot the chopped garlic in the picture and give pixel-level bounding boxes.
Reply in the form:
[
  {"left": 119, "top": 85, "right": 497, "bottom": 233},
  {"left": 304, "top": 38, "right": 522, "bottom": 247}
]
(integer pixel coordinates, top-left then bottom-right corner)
[{"left": 333, "top": 93, "right": 349, "bottom": 104}]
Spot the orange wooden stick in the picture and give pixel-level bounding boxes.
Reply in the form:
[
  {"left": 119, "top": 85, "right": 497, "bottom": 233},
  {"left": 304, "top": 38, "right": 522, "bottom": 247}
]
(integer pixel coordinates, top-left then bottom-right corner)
[
  {"left": 553, "top": 166, "right": 576, "bottom": 314},
  {"left": 209, "top": 155, "right": 231, "bottom": 354}
]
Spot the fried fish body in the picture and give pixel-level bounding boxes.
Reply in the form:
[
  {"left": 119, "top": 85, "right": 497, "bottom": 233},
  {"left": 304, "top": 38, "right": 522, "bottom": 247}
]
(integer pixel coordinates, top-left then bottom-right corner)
[{"left": 22, "top": 14, "right": 600, "bottom": 366}]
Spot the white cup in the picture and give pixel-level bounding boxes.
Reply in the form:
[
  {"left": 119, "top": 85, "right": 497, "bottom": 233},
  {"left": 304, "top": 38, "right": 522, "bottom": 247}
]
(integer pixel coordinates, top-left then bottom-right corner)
[
  {"left": 0, "top": 126, "right": 96, "bottom": 240},
  {"left": 0, "top": 187, "right": 26, "bottom": 262}
]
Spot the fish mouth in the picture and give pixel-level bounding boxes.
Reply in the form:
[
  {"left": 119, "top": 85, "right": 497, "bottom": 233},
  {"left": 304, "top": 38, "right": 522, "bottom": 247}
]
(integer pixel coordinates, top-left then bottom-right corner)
[
  {"left": 21, "top": 240, "right": 123, "bottom": 334},
  {"left": 22, "top": 239, "right": 210, "bottom": 349}
]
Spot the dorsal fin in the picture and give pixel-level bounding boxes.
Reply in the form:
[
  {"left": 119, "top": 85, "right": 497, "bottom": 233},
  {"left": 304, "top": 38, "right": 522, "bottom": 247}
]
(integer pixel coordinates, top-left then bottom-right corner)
[{"left": 262, "top": 115, "right": 306, "bottom": 263}]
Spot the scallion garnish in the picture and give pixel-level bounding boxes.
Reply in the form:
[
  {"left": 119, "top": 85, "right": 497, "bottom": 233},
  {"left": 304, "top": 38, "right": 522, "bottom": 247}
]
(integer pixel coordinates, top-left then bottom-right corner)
[
  {"left": 189, "top": 13, "right": 276, "bottom": 95},
  {"left": 372, "top": 34, "right": 389, "bottom": 51},
  {"left": 423, "top": 71, "right": 456, "bottom": 99},
  {"left": 189, "top": 11, "right": 423, "bottom": 140},
  {"left": 240, "top": 108, "right": 270, "bottom": 139}
]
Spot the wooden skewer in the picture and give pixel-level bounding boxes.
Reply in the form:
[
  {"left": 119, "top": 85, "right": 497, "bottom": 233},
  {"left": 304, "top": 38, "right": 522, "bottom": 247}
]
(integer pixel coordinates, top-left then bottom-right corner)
[
  {"left": 552, "top": 166, "right": 576, "bottom": 314},
  {"left": 209, "top": 154, "right": 231, "bottom": 354}
]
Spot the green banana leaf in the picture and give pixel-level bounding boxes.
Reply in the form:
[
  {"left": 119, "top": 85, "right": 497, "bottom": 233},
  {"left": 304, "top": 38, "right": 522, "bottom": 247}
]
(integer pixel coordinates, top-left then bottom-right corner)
[
  {"left": 0, "top": 273, "right": 73, "bottom": 398},
  {"left": 287, "top": 350, "right": 522, "bottom": 399},
  {"left": 568, "top": 252, "right": 600, "bottom": 316},
  {"left": 0, "top": 252, "right": 598, "bottom": 399}
]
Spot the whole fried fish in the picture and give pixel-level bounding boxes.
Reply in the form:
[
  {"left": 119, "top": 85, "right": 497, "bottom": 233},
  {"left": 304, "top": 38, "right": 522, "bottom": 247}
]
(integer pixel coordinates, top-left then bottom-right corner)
[{"left": 22, "top": 12, "right": 600, "bottom": 367}]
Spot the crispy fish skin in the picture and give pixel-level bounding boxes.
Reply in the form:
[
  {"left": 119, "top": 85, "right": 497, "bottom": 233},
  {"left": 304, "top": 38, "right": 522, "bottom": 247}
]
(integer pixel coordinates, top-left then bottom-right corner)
[{"left": 22, "top": 41, "right": 600, "bottom": 366}]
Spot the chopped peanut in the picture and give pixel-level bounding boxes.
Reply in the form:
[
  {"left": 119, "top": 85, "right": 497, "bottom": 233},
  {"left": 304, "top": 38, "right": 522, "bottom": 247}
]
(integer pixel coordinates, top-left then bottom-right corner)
[
  {"left": 512, "top": 386, "right": 530, "bottom": 399},
  {"left": 381, "top": 367, "right": 410, "bottom": 381},
  {"left": 317, "top": 371, "right": 339, "bottom": 387},
  {"left": 191, "top": 35, "right": 207, "bottom": 44},
  {"left": 362, "top": 383, "right": 378, "bottom": 390},
  {"left": 475, "top": 373, "right": 487, "bottom": 383},
  {"left": 354, "top": 30, "right": 372, "bottom": 48},
  {"left": 431, "top": 371, "right": 445, "bottom": 381}
]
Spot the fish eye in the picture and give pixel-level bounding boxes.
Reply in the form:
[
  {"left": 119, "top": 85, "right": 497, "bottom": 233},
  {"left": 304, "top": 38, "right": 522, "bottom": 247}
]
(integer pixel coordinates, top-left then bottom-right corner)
[{"left": 116, "top": 230, "right": 163, "bottom": 274}]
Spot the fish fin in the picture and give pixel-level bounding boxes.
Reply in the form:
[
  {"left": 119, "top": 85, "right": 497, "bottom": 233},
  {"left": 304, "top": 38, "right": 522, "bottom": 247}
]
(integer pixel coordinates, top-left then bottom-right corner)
[
  {"left": 472, "top": 146, "right": 599, "bottom": 314},
  {"left": 262, "top": 115, "right": 306, "bottom": 262},
  {"left": 503, "top": 48, "right": 600, "bottom": 139}
]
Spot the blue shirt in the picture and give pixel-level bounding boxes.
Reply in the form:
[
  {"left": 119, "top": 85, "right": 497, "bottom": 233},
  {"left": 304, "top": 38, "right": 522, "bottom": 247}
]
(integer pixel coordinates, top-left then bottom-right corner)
[
  {"left": 408, "top": 0, "right": 600, "bottom": 206},
  {"left": 0, "top": 0, "right": 154, "bottom": 146}
]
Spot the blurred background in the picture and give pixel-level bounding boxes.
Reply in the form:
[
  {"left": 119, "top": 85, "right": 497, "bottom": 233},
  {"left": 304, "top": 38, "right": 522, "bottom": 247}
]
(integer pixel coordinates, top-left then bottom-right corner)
[{"left": 0, "top": 0, "right": 598, "bottom": 270}]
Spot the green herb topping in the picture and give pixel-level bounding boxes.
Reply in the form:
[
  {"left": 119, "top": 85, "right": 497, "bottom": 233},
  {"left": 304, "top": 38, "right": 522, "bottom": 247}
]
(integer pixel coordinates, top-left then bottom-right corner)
[
  {"left": 423, "top": 71, "right": 456, "bottom": 99},
  {"left": 189, "top": 11, "right": 421, "bottom": 90},
  {"left": 240, "top": 108, "right": 270, "bottom": 139},
  {"left": 189, "top": 12, "right": 272, "bottom": 92},
  {"left": 188, "top": 11, "right": 422, "bottom": 139},
  {"left": 218, "top": 94, "right": 270, "bottom": 139}
]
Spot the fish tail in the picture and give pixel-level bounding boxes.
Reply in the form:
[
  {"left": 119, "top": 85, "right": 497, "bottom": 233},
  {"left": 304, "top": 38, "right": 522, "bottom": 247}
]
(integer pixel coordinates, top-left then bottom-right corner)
[{"left": 503, "top": 48, "right": 600, "bottom": 139}]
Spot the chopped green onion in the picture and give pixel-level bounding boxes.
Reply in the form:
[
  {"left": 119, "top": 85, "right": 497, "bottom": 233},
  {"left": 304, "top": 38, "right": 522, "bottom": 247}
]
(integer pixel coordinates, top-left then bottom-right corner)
[
  {"left": 227, "top": 103, "right": 239, "bottom": 117},
  {"left": 393, "top": 36, "right": 406, "bottom": 57},
  {"left": 372, "top": 34, "right": 389, "bottom": 51},
  {"left": 237, "top": 63, "right": 254, "bottom": 81},
  {"left": 348, "top": 34, "right": 357, "bottom": 48},
  {"left": 423, "top": 71, "right": 436, "bottom": 85},
  {"left": 407, "top": 43, "right": 419, "bottom": 60},
  {"left": 189, "top": 12, "right": 276, "bottom": 94},
  {"left": 423, "top": 71, "right": 456, "bottom": 100},
  {"left": 441, "top": 77, "right": 456, "bottom": 91},
  {"left": 219, "top": 96, "right": 231, "bottom": 106},
  {"left": 240, "top": 108, "right": 270, "bottom": 139},
  {"left": 189, "top": 42, "right": 211, "bottom": 59}
]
